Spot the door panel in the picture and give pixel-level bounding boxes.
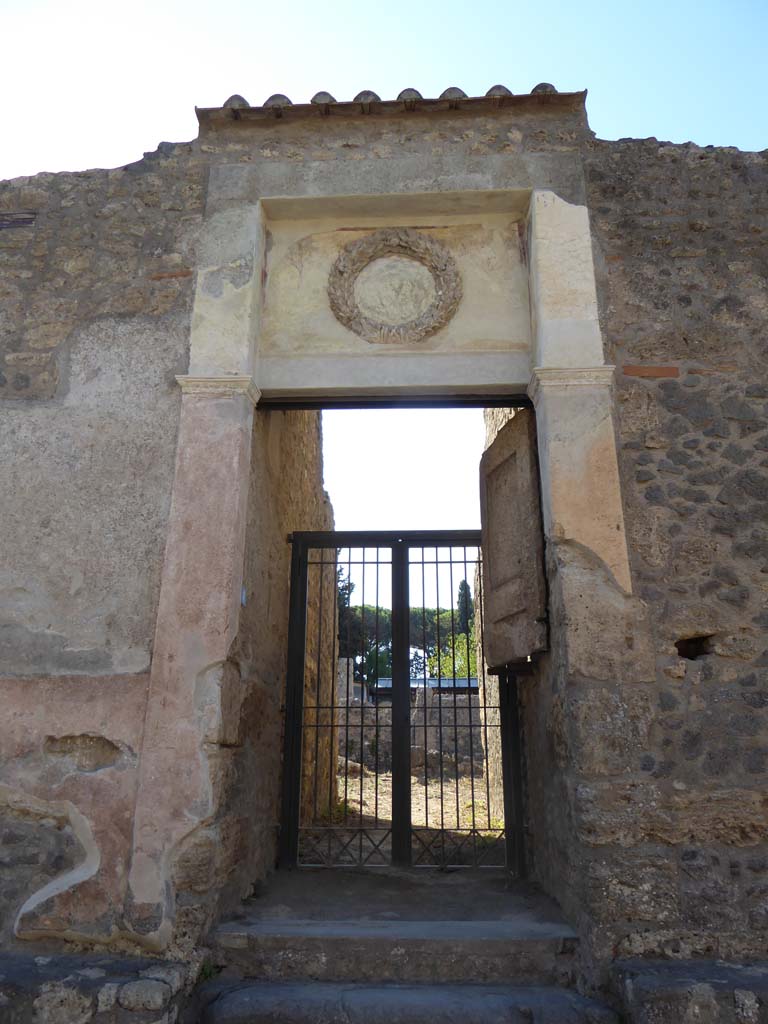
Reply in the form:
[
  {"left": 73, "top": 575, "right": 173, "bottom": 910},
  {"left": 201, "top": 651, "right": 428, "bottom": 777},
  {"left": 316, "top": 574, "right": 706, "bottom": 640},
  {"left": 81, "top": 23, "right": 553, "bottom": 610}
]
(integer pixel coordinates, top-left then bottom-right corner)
[{"left": 479, "top": 410, "right": 547, "bottom": 670}]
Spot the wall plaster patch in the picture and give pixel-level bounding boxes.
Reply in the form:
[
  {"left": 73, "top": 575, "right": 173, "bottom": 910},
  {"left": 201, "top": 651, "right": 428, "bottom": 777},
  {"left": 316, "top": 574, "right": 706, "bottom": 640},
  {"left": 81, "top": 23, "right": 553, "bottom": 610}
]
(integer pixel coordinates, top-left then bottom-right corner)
[{"left": 328, "top": 228, "right": 462, "bottom": 344}]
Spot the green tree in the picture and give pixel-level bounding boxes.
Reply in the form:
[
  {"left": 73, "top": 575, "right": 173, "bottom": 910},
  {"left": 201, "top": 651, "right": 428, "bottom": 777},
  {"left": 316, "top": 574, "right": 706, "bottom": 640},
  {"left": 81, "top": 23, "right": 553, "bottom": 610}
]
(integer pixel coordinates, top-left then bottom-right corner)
[
  {"left": 457, "top": 579, "right": 474, "bottom": 636},
  {"left": 337, "top": 570, "right": 392, "bottom": 683},
  {"left": 427, "top": 624, "right": 478, "bottom": 681}
]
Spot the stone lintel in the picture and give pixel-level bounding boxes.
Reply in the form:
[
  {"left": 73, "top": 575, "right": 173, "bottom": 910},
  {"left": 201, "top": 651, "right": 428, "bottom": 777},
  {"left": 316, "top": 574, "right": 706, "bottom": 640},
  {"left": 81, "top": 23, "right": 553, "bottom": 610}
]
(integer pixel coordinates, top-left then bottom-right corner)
[{"left": 175, "top": 374, "right": 261, "bottom": 405}]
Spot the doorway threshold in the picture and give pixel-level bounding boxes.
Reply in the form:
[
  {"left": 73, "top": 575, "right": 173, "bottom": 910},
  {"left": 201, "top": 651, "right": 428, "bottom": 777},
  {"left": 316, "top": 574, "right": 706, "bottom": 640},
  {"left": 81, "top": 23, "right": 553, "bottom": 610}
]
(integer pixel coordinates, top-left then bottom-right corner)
[{"left": 211, "top": 869, "right": 577, "bottom": 986}]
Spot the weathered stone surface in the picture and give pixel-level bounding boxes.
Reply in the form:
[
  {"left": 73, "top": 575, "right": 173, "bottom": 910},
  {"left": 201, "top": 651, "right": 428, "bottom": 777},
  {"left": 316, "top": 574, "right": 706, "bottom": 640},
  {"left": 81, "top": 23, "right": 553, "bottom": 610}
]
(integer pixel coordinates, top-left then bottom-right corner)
[
  {"left": 0, "top": 86, "right": 766, "bottom": 993},
  {"left": 117, "top": 976, "right": 171, "bottom": 1010},
  {"left": 614, "top": 960, "right": 768, "bottom": 1024},
  {"left": 198, "top": 980, "right": 618, "bottom": 1024},
  {"left": 574, "top": 781, "right": 768, "bottom": 847},
  {"left": 0, "top": 804, "right": 80, "bottom": 947},
  {"left": 0, "top": 952, "right": 189, "bottom": 1023},
  {"left": 43, "top": 735, "right": 122, "bottom": 772},
  {"left": 0, "top": 675, "right": 146, "bottom": 945}
]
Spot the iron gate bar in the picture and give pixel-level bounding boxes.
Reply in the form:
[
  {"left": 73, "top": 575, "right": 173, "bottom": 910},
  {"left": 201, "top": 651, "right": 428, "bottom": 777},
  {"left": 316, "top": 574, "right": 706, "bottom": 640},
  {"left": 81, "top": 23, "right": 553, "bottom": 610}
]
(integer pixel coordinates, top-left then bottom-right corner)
[
  {"left": 499, "top": 669, "right": 527, "bottom": 877},
  {"left": 288, "top": 530, "right": 482, "bottom": 546},
  {"left": 461, "top": 547, "right": 478, "bottom": 857},
  {"left": 280, "top": 529, "right": 521, "bottom": 872},
  {"left": 390, "top": 540, "right": 411, "bottom": 866},
  {"left": 278, "top": 536, "right": 309, "bottom": 868}
]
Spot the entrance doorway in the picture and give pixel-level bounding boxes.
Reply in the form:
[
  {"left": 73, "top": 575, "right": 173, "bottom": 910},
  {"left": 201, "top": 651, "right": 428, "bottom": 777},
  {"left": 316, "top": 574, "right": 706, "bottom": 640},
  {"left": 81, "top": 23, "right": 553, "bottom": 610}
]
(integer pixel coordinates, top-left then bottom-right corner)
[{"left": 278, "top": 530, "right": 525, "bottom": 874}]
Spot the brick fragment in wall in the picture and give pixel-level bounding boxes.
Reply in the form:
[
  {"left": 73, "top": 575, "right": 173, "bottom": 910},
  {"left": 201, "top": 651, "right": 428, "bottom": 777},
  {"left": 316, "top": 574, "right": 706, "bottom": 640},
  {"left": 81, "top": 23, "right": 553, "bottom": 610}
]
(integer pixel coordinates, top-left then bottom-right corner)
[{"left": 623, "top": 365, "right": 680, "bottom": 378}]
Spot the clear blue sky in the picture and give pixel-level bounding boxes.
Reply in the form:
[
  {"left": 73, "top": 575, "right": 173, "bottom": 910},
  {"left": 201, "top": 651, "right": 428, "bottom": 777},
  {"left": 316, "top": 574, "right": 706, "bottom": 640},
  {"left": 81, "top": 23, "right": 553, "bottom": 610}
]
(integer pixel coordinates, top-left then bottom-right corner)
[
  {"left": 3, "top": 0, "right": 765, "bottom": 529},
  {"left": 3, "top": 0, "right": 765, "bottom": 182}
]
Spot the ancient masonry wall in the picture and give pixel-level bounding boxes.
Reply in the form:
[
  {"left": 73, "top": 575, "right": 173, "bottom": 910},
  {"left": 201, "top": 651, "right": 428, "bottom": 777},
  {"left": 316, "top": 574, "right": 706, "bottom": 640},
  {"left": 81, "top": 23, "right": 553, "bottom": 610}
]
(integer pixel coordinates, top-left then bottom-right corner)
[
  {"left": 486, "top": 138, "right": 768, "bottom": 969},
  {"left": 1, "top": 94, "right": 766, "bottom": 970},
  {"left": 0, "top": 147, "right": 206, "bottom": 674},
  {"left": 0, "top": 146, "right": 208, "bottom": 946}
]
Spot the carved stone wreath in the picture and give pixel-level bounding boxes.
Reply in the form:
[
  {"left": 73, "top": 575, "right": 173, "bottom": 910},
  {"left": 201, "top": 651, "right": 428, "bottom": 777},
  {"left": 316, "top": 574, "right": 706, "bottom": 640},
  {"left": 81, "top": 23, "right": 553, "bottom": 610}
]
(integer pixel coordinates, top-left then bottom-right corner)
[{"left": 328, "top": 228, "right": 463, "bottom": 344}]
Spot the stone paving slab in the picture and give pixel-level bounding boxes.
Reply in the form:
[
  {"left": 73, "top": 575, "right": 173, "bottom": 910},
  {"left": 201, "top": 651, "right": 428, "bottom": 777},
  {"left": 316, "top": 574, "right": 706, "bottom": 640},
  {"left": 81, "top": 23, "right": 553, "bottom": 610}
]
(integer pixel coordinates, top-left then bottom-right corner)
[
  {"left": 236, "top": 869, "right": 570, "bottom": 924},
  {"left": 197, "top": 980, "right": 619, "bottom": 1024}
]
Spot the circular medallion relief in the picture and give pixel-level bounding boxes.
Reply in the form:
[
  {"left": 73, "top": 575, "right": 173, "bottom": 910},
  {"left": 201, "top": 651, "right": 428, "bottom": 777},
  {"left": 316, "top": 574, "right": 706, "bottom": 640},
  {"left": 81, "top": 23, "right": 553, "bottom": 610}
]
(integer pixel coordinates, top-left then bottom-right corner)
[
  {"left": 354, "top": 256, "right": 437, "bottom": 325},
  {"left": 328, "top": 228, "right": 462, "bottom": 344}
]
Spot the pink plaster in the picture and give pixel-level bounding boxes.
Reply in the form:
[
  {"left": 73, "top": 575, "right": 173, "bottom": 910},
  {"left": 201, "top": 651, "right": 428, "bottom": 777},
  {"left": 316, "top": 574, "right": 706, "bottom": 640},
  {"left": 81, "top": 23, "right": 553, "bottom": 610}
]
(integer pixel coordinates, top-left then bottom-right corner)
[
  {"left": 127, "top": 391, "right": 254, "bottom": 944},
  {"left": 0, "top": 673, "right": 149, "bottom": 941}
]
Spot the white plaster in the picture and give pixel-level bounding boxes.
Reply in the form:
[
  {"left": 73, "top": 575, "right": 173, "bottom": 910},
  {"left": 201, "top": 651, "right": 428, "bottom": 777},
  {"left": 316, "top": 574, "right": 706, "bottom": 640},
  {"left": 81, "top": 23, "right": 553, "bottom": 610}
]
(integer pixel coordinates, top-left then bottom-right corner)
[
  {"left": 175, "top": 375, "right": 261, "bottom": 405},
  {"left": 527, "top": 190, "right": 605, "bottom": 369},
  {"left": 354, "top": 256, "right": 436, "bottom": 325},
  {"left": 5, "top": 785, "right": 101, "bottom": 938},
  {"left": 187, "top": 205, "right": 265, "bottom": 378},
  {"left": 258, "top": 351, "right": 531, "bottom": 399},
  {"left": 259, "top": 210, "right": 530, "bottom": 370},
  {"left": 529, "top": 366, "right": 632, "bottom": 592}
]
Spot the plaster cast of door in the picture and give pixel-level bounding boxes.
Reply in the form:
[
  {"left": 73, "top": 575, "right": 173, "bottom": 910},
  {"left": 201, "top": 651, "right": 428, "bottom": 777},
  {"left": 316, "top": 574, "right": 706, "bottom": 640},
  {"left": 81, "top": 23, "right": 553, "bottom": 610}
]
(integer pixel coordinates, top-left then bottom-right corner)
[{"left": 480, "top": 408, "right": 547, "bottom": 670}]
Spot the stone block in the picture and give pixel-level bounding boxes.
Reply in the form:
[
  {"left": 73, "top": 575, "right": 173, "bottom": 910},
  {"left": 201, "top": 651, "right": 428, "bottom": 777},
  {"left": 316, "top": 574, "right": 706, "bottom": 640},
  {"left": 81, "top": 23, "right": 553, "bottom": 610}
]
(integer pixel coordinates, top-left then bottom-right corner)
[
  {"left": 574, "top": 781, "right": 768, "bottom": 847},
  {"left": 566, "top": 685, "right": 655, "bottom": 775},
  {"left": 118, "top": 977, "right": 171, "bottom": 1011},
  {"left": 552, "top": 541, "right": 656, "bottom": 685}
]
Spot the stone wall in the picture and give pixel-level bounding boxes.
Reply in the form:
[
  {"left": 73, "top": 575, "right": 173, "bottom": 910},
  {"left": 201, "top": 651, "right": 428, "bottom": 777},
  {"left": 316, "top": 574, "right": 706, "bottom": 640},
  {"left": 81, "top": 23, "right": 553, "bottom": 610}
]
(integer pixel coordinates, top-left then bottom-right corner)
[
  {"left": 336, "top": 692, "right": 485, "bottom": 776},
  {"left": 0, "top": 146, "right": 205, "bottom": 676},
  {"left": 484, "top": 137, "right": 768, "bottom": 973},
  {"left": 586, "top": 138, "right": 768, "bottom": 964},
  {"left": 1, "top": 88, "right": 766, "bottom": 977}
]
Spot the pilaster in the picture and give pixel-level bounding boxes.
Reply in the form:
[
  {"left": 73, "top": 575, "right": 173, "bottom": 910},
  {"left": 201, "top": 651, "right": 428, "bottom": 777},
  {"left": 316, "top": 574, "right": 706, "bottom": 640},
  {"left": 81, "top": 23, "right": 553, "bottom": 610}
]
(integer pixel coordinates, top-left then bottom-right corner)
[
  {"left": 528, "top": 366, "right": 632, "bottom": 592},
  {"left": 127, "top": 376, "right": 258, "bottom": 947}
]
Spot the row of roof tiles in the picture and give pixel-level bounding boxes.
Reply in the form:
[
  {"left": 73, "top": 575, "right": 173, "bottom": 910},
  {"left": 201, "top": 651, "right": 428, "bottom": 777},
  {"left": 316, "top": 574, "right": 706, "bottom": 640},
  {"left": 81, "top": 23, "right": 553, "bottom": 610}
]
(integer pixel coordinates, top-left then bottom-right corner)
[{"left": 220, "top": 84, "right": 559, "bottom": 110}]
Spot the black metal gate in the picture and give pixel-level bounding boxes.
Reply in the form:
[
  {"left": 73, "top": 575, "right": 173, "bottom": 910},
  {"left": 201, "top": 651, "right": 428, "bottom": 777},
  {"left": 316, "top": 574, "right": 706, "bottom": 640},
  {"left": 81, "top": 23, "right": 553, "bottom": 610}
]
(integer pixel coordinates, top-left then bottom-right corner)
[{"left": 278, "top": 531, "right": 524, "bottom": 873}]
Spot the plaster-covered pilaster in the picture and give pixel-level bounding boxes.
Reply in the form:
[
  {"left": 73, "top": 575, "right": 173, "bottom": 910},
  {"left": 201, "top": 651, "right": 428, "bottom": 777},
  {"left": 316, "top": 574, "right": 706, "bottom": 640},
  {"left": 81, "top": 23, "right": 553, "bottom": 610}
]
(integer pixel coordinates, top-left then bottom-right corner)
[
  {"left": 187, "top": 204, "right": 265, "bottom": 378},
  {"left": 522, "top": 198, "right": 655, "bottom": 951},
  {"left": 526, "top": 189, "right": 632, "bottom": 593},
  {"left": 127, "top": 378, "right": 257, "bottom": 948},
  {"left": 126, "top": 193, "right": 265, "bottom": 947},
  {"left": 529, "top": 367, "right": 631, "bottom": 592},
  {"left": 527, "top": 190, "right": 604, "bottom": 370}
]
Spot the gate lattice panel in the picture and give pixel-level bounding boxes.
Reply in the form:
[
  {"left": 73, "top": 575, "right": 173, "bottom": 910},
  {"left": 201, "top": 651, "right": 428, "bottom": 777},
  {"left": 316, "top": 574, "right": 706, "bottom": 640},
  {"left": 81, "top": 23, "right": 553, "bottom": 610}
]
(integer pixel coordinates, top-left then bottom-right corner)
[{"left": 278, "top": 531, "right": 523, "bottom": 872}]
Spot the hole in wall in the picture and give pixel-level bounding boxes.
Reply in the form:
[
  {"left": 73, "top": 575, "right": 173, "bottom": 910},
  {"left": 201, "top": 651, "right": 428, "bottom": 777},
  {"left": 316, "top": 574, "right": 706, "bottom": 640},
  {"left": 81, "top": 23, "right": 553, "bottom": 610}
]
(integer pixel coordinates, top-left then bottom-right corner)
[{"left": 675, "top": 634, "right": 715, "bottom": 661}]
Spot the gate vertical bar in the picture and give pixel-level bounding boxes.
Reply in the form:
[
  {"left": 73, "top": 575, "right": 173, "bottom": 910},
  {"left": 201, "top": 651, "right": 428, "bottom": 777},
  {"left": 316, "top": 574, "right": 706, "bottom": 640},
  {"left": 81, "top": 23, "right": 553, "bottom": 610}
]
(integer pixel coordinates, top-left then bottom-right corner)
[
  {"left": 278, "top": 537, "right": 309, "bottom": 868},
  {"left": 390, "top": 539, "right": 412, "bottom": 867},
  {"left": 499, "top": 668, "right": 526, "bottom": 876}
]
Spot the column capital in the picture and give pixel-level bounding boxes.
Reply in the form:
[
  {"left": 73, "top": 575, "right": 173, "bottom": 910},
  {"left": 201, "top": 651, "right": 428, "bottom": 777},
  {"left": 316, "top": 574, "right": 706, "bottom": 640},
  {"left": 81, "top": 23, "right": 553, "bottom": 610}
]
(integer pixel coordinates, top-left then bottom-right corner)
[
  {"left": 175, "top": 374, "right": 261, "bottom": 406},
  {"left": 527, "top": 365, "right": 615, "bottom": 404}
]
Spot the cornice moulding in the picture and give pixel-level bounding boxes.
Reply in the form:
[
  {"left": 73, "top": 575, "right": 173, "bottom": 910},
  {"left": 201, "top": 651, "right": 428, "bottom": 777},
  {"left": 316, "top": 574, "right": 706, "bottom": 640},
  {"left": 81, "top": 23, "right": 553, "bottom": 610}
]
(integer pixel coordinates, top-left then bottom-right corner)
[
  {"left": 528, "top": 366, "right": 615, "bottom": 403},
  {"left": 175, "top": 375, "right": 261, "bottom": 405}
]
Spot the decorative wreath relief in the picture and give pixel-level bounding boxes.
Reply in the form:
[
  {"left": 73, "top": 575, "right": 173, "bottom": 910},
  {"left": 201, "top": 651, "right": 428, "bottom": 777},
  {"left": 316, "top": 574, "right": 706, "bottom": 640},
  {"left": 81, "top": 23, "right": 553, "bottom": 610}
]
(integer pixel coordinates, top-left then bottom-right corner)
[{"left": 328, "top": 228, "right": 463, "bottom": 344}]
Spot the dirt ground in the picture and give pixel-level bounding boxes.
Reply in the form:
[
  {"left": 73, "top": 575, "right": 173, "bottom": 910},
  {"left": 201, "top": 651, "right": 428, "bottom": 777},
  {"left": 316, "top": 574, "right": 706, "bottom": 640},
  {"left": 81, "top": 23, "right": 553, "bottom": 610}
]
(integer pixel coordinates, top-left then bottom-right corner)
[{"left": 299, "top": 766, "right": 505, "bottom": 867}]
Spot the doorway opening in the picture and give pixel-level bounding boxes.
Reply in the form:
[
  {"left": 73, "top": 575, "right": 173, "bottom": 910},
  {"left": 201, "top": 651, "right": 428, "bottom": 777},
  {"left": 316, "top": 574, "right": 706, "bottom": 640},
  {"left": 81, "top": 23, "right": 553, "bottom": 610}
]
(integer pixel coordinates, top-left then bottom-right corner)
[{"left": 272, "top": 403, "right": 530, "bottom": 878}]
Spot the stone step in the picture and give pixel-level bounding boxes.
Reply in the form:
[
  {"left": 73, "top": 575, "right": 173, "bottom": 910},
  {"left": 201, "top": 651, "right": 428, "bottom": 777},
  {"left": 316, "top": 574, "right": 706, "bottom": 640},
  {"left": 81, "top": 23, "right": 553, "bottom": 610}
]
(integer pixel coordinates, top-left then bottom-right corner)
[
  {"left": 197, "top": 980, "right": 619, "bottom": 1024},
  {"left": 211, "top": 917, "right": 578, "bottom": 985}
]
